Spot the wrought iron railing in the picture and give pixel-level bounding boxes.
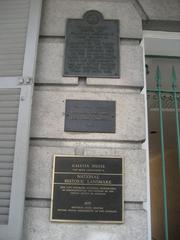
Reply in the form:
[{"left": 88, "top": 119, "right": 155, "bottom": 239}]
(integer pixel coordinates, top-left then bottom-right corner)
[{"left": 147, "top": 67, "right": 180, "bottom": 240}]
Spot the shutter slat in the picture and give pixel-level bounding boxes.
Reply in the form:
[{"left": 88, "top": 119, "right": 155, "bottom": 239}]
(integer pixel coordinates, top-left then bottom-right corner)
[
  {"left": 0, "top": 0, "right": 28, "bottom": 3},
  {"left": 0, "top": 2, "right": 29, "bottom": 7},
  {"left": 0, "top": 14, "right": 28, "bottom": 20},
  {"left": 0, "top": 135, "right": 16, "bottom": 141},
  {"left": 0, "top": 22, "right": 27, "bottom": 29},
  {"left": 0, "top": 48, "right": 24, "bottom": 55},
  {"left": 0, "top": 128, "right": 17, "bottom": 134},
  {"left": 0, "top": 70, "right": 22, "bottom": 76},
  {"left": 0, "top": 192, "right": 11, "bottom": 199},
  {"left": 0, "top": 101, "right": 19, "bottom": 107},
  {"left": 0, "top": 0, "right": 28, "bottom": 2},
  {"left": 0, "top": 43, "right": 26, "bottom": 50},
  {"left": 0, "top": 0, "right": 29, "bottom": 76},
  {"left": 0, "top": 163, "right": 13, "bottom": 169},
  {"left": 0, "top": 28, "right": 26, "bottom": 35},
  {"left": 0, "top": 177, "right": 12, "bottom": 185},
  {"left": 0, "top": 89, "right": 20, "bottom": 95},
  {"left": 0, "top": 58, "right": 24, "bottom": 65},
  {"left": 0, "top": 108, "right": 19, "bottom": 114},
  {"left": 0, "top": 32, "right": 26, "bottom": 40},
  {"left": 0, "top": 185, "right": 11, "bottom": 192},
  {"left": 0, "top": 170, "right": 12, "bottom": 177},
  {"left": 0, "top": 215, "right": 9, "bottom": 224},
  {"left": 0, "top": 156, "right": 14, "bottom": 162},
  {"left": 0, "top": 95, "right": 20, "bottom": 101},
  {"left": 0, "top": 89, "right": 20, "bottom": 227},
  {"left": 0, "top": 66, "right": 23, "bottom": 72},
  {"left": 0, "top": 54, "right": 24, "bottom": 59},
  {"left": 0, "top": 141, "right": 15, "bottom": 149},
  {"left": 0, "top": 207, "right": 9, "bottom": 215},
  {"left": 0, "top": 5, "right": 29, "bottom": 12},
  {"left": 0, "top": 114, "right": 18, "bottom": 121},
  {"left": 0, "top": 149, "right": 14, "bottom": 155},
  {"left": 0, "top": 199, "right": 10, "bottom": 207}
]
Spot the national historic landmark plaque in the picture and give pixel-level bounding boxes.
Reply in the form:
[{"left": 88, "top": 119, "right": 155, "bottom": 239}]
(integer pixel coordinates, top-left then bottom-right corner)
[
  {"left": 51, "top": 156, "right": 124, "bottom": 223},
  {"left": 64, "top": 10, "right": 120, "bottom": 78},
  {"left": 64, "top": 100, "right": 116, "bottom": 133}
]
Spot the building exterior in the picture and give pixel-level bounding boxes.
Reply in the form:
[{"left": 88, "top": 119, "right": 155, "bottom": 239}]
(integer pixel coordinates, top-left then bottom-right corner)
[{"left": 0, "top": 0, "right": 179, "bottom": 240}]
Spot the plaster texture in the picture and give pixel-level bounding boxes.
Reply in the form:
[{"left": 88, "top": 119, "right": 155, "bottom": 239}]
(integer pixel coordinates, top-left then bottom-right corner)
[
  {"left": 35, "top": 39, "right": 78, "bottom": 85},
  {"left": 30, "top": 139, "right": 141, "bottom": 150},
  {"left": 35, "top": 40, "right": 144, "bottom": 87},
  {"left": 40, "top": 0, "right": 142, "bottom": 39},
  {"left": 23, "top": 207, "right": 147, "bottom": 240},
  {"left": 26, "top": 146, "right": 146, "bottom": 202},
  {"left": 138, "top": 0, "right": 180, "bottom": 20},
  {"left": 85, "top": 148, "right": 147, "bottom": 202},
  {"left": 25, "top": 0, "right": 149, "bottom": 238},
  {"left": 30, "top": 89, "right": 145, "bottom": 141}
]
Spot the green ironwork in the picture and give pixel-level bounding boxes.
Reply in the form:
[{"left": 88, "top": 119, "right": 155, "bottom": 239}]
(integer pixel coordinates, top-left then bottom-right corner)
[
  {"left": 155, "top": 66, "right": 169, "bottom": 240},
  {"left": 171, "top": 67, "right": 180, "bottom": 170},
  {"left": 147, "top": 89, "right": 180, "bottom": 94},
  {"left": 147, "top": 66, "right": 180, "bottom": 240}
]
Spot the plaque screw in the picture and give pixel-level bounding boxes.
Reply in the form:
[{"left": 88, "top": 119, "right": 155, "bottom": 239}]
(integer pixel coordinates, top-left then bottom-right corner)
[
  {"left": 25, "top": 77, "right": 32, "bottom": 84},
  {"left": 19, "top": 78, "right": 24, "bottom": 84}
]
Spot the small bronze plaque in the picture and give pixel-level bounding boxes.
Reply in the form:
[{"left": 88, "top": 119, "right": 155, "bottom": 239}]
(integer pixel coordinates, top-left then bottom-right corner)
[
  {"left": 64, "top": 100, "right": 116, "bottom": 133},
  {"left": 64, "top": 10, "right": 120, "bottom": 78},
  {"left": 51, "top": 155, "right": 124, "bottom": 223}
]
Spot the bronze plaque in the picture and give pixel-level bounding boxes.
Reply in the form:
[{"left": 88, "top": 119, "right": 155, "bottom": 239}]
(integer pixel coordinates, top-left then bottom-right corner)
[
  {"left": 51, "top": 155, "right": 124, "bottom": 223},
  {"left": 64, "top": 100, "right": 116, "bottom": 133},
  {"left": 64, "top": 10, "right": 120, "bottom": 78}
]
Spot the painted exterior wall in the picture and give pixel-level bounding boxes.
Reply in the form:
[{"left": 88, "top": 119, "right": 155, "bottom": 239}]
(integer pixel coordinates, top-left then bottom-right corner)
[{"left": 23, "top": 0, "right": 180, "bottom": 239}]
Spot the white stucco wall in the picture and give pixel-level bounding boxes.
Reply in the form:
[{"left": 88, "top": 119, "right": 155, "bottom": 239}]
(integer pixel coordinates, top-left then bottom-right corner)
[
  {"left": 24, "top": 0, "right": 180, "bottom": 239},
  {"left": 24, "top": 1, "right": 147, "bottom": 239}
]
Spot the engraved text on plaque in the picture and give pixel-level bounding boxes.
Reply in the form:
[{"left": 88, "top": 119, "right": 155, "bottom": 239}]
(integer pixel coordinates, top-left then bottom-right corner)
[{"left": 64, "top": 10, "right": 120, "bottom": 78}]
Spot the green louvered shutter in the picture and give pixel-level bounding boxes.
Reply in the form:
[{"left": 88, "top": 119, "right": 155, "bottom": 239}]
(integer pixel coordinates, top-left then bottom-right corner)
[{"left": 0, "top": 0, "right": 42, "bottom": 239}]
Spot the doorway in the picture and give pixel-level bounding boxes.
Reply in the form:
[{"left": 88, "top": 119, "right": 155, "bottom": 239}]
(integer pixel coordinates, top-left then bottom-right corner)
[{"left": 145, "top": 56, "right": 180, "bottom": 240}]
